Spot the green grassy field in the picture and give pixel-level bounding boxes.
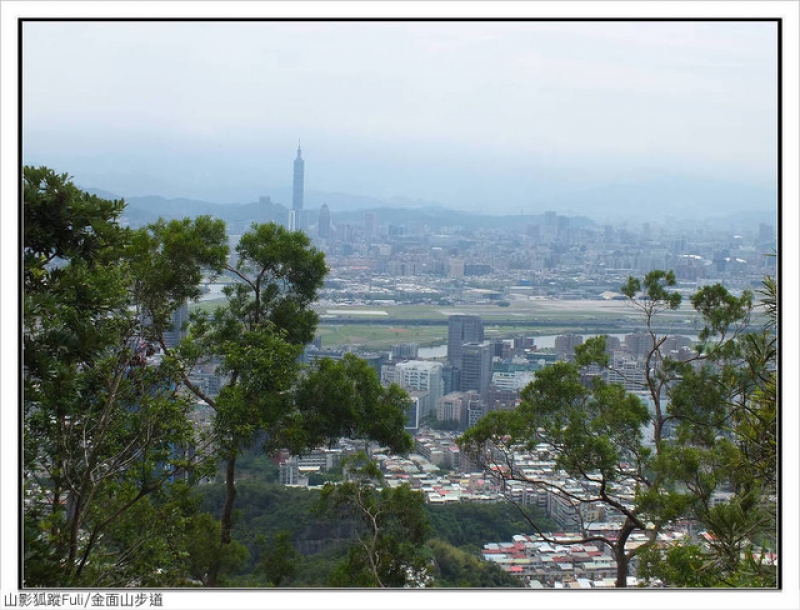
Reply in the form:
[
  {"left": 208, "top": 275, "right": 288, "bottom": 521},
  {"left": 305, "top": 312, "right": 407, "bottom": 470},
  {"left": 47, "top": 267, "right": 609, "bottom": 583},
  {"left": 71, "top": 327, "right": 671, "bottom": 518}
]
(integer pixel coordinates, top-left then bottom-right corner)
[{"left": 191, "top": 298, "right": 713, "bottom": 350}]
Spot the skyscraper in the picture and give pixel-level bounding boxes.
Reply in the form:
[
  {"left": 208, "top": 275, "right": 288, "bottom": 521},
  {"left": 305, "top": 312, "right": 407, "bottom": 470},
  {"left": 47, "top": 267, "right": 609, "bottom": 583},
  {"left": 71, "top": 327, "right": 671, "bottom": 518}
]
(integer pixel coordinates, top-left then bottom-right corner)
[
  {"left": 291, "top": 144, "right": 305, "bottom": 231},
  {"left": 318, "top": 203, "right": 331, "bottom": 239},
  {"left": 364, "top": 211, "right": 377, "bottom": 240},
  {"left": 460, "top": 341, "right": 492, "bottom": 403},
  {"left": 447, "top": 315, "right": 484, "bottom": 366}
]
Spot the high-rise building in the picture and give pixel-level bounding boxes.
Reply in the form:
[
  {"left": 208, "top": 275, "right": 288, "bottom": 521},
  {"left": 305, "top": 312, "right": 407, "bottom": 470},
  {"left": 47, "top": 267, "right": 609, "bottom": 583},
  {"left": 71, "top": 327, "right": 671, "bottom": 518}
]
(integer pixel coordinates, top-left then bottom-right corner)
[
  {"left": 292, "top": 144, "right": 305, "bottom": 230},
  {"left": 447, "top": 315, "right": 484, "bottom": 366},
  {"left": 318, "top": 203, "right": 331, "bottom": 239},
  {"left": 555, "top": 333, "right": 584, "bottom": 361},
  {"left": 364, "top": 212, "right": 377, "bottom": 239},
  {"left": 460, "top": 341, "right": 491, "bottom": 403},
  {"left": 442, "top": 363, "right": 460, "bottom": 395},
  {"left": 404, "top": 392, "right": 423, "bottom": 430},
  {"left": 391, "top": 343, "right": 419, "bottom": 360}
]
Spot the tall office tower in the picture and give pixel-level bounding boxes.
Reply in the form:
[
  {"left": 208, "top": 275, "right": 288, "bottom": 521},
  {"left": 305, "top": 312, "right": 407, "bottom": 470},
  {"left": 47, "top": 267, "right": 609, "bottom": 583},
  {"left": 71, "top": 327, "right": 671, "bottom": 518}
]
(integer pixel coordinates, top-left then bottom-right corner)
[
  {"left": 364, "top": 212, "right": 377, "bottom": 239},
  {"left": 318, "top": 203, "right": 331, "bottom": 239},
  {"left": 404, "top": 392, "right": 424, "bottom": 430},
  {"left": 556, "top": 215, "right": 570, "bottom": 238},
  {"left": 292, "top": 144, "right": 305, "bottom": 229},
  {"left": 460, "top": 342, "right": 492, "bottom": 404},
  {"left": 447, "top": 315, "right": 484, "bottom": 366},
  {"left": 259, "top": 195, "right": 273, "bottom": 223},
  {"left": 526, "top": 224, "right": 540, "bottom": 240}
]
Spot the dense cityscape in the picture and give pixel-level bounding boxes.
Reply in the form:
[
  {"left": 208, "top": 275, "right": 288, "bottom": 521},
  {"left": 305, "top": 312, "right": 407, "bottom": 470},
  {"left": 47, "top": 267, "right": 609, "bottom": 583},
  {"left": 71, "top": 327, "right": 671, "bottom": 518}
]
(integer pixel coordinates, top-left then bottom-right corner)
[
  {"left": 99, "top": 144, "right": 776, "bottom": 589},
  {"left": 15, "top": 14, "right": 787, "bottom": 610}
]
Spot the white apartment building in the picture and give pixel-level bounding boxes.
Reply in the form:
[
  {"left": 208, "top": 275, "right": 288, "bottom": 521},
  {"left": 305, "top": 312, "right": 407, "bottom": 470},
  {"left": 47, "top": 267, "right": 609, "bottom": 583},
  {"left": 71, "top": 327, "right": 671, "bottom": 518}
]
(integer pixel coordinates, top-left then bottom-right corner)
[
  {"left": 491, "top": 370, "right": 535, "bottom": 391},
  {"left": 394, "top": 360, "right": 444, "bottom": 418}
]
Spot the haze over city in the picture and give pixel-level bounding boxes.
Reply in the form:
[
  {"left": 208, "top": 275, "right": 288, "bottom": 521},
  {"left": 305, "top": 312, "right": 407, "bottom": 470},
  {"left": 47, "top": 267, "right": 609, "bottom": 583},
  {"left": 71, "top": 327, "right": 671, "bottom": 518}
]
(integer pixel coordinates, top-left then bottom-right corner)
[
  {"left": 10, "top": 3, "right": 799, "bottom": 605},
  {"left": 22, "top": 19, "right": 778, "bottom": 220}
]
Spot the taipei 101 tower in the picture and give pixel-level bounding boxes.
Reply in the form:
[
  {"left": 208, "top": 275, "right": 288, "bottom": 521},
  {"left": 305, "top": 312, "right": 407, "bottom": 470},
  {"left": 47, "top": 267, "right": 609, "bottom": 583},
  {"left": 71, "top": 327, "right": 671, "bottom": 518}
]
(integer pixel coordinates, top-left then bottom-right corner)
[{"left": 289, "top": 143, "right": 304, "bottom": 231}]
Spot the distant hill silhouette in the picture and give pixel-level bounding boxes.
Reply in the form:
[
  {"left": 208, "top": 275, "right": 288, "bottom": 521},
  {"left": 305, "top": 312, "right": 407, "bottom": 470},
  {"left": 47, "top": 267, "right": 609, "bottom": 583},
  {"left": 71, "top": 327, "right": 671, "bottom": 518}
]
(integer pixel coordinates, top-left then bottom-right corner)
[
  {"left": 82, "top": 175, "right": 777, "bottom": 232},
  {"left": 546, "top": 176, "right": 776, "bottom": 221}
]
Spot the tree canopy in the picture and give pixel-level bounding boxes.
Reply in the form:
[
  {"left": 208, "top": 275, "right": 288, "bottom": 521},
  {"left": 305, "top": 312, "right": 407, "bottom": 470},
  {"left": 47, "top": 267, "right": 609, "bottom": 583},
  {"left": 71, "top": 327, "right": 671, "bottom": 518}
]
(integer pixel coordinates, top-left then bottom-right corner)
[
  {"left": 459, "top": 269, "right": 776, "bottom": 588},
  {"left": 317, "top": 454, "right": 430, "bottom": 587},
  {"left": 23, "top": 167, "right": 414, "bottom": 587},
  {"left": 23, "top": 167, "right": 207, "bottom": 586}
]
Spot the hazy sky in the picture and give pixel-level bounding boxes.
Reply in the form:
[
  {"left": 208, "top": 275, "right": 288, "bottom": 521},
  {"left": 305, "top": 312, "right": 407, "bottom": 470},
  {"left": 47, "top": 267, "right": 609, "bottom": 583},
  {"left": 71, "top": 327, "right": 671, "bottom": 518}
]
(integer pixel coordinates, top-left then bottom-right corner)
[{"left": 22, "top": 19, "right": 778, "bottom": 211}]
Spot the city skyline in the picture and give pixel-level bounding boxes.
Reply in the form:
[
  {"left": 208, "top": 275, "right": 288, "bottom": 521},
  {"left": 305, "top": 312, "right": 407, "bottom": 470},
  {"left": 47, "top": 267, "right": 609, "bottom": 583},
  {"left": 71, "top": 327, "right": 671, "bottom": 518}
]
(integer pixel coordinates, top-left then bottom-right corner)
[
  {"left": 6, "top": 2, "right": 798, "bottom": 608},
  {"left": 20, "top": 19, "right": 779, "bottom": 218}
]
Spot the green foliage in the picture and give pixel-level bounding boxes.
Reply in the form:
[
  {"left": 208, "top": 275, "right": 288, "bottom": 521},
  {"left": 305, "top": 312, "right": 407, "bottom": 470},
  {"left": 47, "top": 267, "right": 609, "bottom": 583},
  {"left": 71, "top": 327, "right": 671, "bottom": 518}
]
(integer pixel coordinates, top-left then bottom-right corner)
[
  {"left": 425, "top": 502, "right": 555, "bottom": 549},
  {"left": 638, "top": 542, "right": 717, "bottom": 587},
  {"left": 639, "top": 493, "right": 777, "bottom": 588},
  {"left": 258, "top": 531, "right": 302, "bottom": 587},
  {"left": 23, "top": 167, "right": 208, "bottom": 587},
  {"left": 193, "top": 471, "right": 554, "bottom": 587},
  {"left": 318, "top": 456, "right": 431, "bottom": 587},
  {"left": 289, "top": 544, "right": 350, "bottom": 586},
  {"left": 461, "top": 269, "right": 776, "bottom": 588},
  {"left": 140, "top": 220, "right": 411, "bottom": 584},
  {"left": 427, "top": 539, "right": 522, "bottom": 587},
  {"left": 620, "top": 269, "right": 681, "bottom": 310},
  {"left": 234, "top": 443, "right": 280, "bottom": 483},
  {"left": 229, "top": 222, "right": 327, "bottom": 346},
  {"left": 463, "top": 362, "right": 649, "bottom": 482},
  {"left": 198, "top": 481, "right": 320, "bottom": 557},
  {"left": 293, "top": 355, "right": 414, "bottom": 455},
  {"left": 183, "top": 512, "right": 250, "bottom": 585},
  {"left": 691, "top": 284, "right": 753, "bottom": 348},
  {"left": 574, "top": 334, "right": 610, "bottom": 368},
  {"left": 128, "top": 216, "right": 228, "bottom": 344},
  {"left": 23, "top": 166, "right": 127, "bottom": 289},
  {"left": 213, "top": 330, "right": 303, "bottom": 453}
]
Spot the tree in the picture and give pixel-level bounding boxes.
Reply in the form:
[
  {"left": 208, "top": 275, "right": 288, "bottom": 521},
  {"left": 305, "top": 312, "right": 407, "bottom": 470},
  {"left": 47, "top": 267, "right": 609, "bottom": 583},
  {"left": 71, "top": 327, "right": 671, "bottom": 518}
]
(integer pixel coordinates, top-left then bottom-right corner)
[
  {"left": 292, "top": 354, "right": 414, "bottom": 454},
  {"left": 257, "top": 531, "right": 302, "bottom": 587},
  {"left": 182, "top": 512, "right": 250, "bottom": 586},
  {"left": 427, "top": 539, "right": 522, "bottom": 587},
  {"left": 638, "top": 273, "right": 777, "bottom": 587},
  {"left": 23, "top": 168, "right": 413, "bottom": 587},
  {"left": 459, "top": 269, "right": 766, "bottom": 587},
  {"left": 317, "top": 454, "right": 431, "bottom": 588},
  {"left": 137, "top": 221, "right": 412, "bottom": 586},
  {"left": 23, "top": 167, "right": 208, "bottom": 586}
]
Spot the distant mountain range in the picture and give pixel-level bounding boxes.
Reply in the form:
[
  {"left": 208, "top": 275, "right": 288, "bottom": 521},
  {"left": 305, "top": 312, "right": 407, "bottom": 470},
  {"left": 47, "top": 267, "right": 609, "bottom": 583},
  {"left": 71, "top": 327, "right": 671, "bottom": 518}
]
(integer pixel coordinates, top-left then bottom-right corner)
[
  {"left": 83, "top": 174, "right": 778, "bottom": 233},
  {"left": 546, "top": 176, "right": 777, "bottom": 222}
]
